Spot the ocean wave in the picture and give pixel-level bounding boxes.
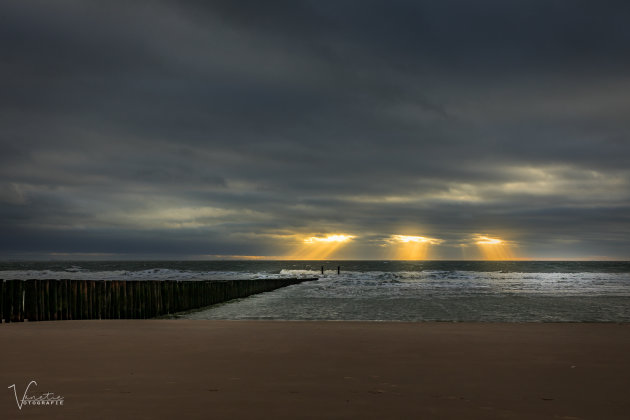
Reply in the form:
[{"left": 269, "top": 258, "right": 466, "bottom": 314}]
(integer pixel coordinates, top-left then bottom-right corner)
[
  {"left": 0, "top": 268, "right": 321, "bottom": 281},
  {"left": 1, "top": 269, "right": 628, "bottom": 296}
]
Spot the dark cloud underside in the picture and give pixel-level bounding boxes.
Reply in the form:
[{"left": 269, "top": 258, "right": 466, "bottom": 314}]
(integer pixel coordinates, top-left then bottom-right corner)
[{"left": 1, "top": 1, "right": 629, "bottom": 259}]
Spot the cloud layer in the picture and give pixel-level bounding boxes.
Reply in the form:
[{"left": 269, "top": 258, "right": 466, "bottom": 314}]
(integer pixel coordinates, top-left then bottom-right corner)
[{"left": 1, "top": 1, "right": 629, "bottom": 259}]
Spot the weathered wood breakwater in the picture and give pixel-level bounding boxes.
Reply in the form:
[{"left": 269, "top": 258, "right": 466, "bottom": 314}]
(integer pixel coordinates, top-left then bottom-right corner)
[{"left": 0, "top": 278, "right": 317, "bottom": 323}]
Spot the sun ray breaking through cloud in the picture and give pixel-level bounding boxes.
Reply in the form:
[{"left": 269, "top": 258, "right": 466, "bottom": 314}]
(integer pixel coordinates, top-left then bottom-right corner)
[
  {"left": 288, "top": 234, "right": 355, "bottom": 260},
  {"left": 473, "top": 235, "right": 516, "bottom": 260},
  {"left": 385, "top": 235, "right": 443, "bottom": 260}
]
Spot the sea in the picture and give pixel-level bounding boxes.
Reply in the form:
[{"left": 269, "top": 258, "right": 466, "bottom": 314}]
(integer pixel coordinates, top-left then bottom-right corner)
[{"left": 1, "top": 260, "right": 629, "bottom": 322}]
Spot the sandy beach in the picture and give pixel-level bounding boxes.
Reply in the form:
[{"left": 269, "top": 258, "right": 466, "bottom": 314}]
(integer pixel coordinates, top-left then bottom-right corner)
[{"left": 1, "top": 321, "right": 629, "bottom": 419}]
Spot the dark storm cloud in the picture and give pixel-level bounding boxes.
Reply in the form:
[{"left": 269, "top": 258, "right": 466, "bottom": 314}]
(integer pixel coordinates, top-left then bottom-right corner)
[{"left": 1, "top": 0, "right": 629, "bottom": 259}]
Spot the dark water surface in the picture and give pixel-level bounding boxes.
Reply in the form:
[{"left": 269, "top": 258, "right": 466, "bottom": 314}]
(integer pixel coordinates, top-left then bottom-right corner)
[{"left": 2, "top": 261, "right": 629, "bottom": 322}]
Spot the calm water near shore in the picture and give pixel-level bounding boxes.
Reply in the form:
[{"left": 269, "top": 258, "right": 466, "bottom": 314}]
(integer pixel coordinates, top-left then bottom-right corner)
[{"left": 1, "top": 261, "right": 629, "bottom": 322}]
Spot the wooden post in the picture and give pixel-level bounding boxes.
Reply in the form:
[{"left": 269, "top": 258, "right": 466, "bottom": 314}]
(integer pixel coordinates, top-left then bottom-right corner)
[
  {"left": 25, "top": 280, "right": 35, "bottom": 321},
  {"left": 117, "top": 281, "right": 122, "bottom": 319},
  {"left": 0, "top": 280, "right": 4, "bottom": 323},
  {"left": 91, "top": 280, "right": 97, "bottom": 319},
  {"left": 16, "top": 281, "right": 23, "bottom": 322},
  {"left": 11, "top": 280, "right": 16, "bottom": 322},
  {"left": 133, "top": 281, "right": 139, "bottom": 318},
  {"left": 95, "top": 281, "right": 101, "bottom": 320},
  {"left": 74, "top": 280, "right": 81, "bottom": 320},
  {"left": 110, "top": 280, "right": 118, "bottom": 319},
  {"left": 56, "top": 280, "right": 62, "bottom": 320},
  {"left": 85, "top": 281, "right": 91, "bottom": 320},
  {"left": 123, "top": 281, "right": 128, "bottom": 319},
  {"left": 0, "top": 280, "right": 3, "bottom": 323},
  {"left": 4, "top": 280, "right": 11, "bottom": 323},
  {"left": 5, "top": 279, "right": 10, "bottom": 322},
  {"left": 141, "top": 282, "right": 146, "bottom": 318},
  {"left": 60, "top": 280, "right": 67, "bottom": 320},
  {"left": 71, "top": 281, "right": 78, "bottom": 320},
  {"left": 81, "top": 281, "right": 87, "bottom": 320},
  {"left": 57, "top": 280, "right": 64, "bottom": 320},
  {"left": 321, "top": 266, "right": 324, "bottom": 275},
  {"left": 337, "top": 265, "right": 340, "bottom": 275},
  {"left": 125, "top": 281, "right": 131, "bottom": 319},
  {"left": 9, "top": 281, "right": 15, "bottom": 322}
]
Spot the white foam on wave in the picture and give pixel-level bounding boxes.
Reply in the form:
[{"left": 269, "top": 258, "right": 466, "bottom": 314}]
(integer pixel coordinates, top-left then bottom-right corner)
[
  {"left": 1, "top": 269, "right": 628, "bottom": 297},
  {"left": 280, "top": 270, "right": 630, "bottom": 297},
  {"left": 279, "top": 269, "right": 322, "bottom": 277},
  {"left": 0, "top": 269, "right": 254, "bottom": 281},
  {"left": 0, "top": 268, "right": 321, "bottom": 281}
]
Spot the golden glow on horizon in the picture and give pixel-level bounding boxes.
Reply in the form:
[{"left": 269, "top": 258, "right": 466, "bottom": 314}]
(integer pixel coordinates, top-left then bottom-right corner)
[
  {"left": 474, "top": 235, "right": 515, "bottom": 260},
  {"left": 386, "top": 235, "right": 443, "bottom": 260},
  {"left": 288, "top": 234, "right": 355, "bottom": 260}
]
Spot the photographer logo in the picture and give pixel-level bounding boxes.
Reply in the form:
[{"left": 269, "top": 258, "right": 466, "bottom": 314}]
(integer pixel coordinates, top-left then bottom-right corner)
[{"left": 8, "top": 380, "right": 64, "bottom": 410}]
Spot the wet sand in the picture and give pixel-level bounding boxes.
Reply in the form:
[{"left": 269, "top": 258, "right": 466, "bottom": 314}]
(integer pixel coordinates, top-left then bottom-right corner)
[{"left": 1, "top": 321, "right": 629, "bottom": 419}]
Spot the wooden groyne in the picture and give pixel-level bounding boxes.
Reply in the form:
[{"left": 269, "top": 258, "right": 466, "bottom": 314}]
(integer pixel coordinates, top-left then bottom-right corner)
[{"left": 0, "top": 278, "right": 316, "bottom": 323}]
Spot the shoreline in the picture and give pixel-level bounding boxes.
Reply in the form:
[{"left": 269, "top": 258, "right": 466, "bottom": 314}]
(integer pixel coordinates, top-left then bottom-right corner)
[{"left": 2, "top": 320, "right": 629, "bottom": 419}]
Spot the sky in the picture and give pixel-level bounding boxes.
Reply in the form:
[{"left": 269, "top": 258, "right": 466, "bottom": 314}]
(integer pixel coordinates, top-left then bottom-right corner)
[{"left": 1, "top": 0, "right": 629, "bottom": 260}]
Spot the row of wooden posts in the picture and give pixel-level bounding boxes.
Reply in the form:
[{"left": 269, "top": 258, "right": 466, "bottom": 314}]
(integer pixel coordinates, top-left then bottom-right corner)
[
  {"left": 321, "top": 266, "right": 341, "bottom": 274},
  {"left": 0, "top": 278, "right": 316, "bottom": 323}
]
